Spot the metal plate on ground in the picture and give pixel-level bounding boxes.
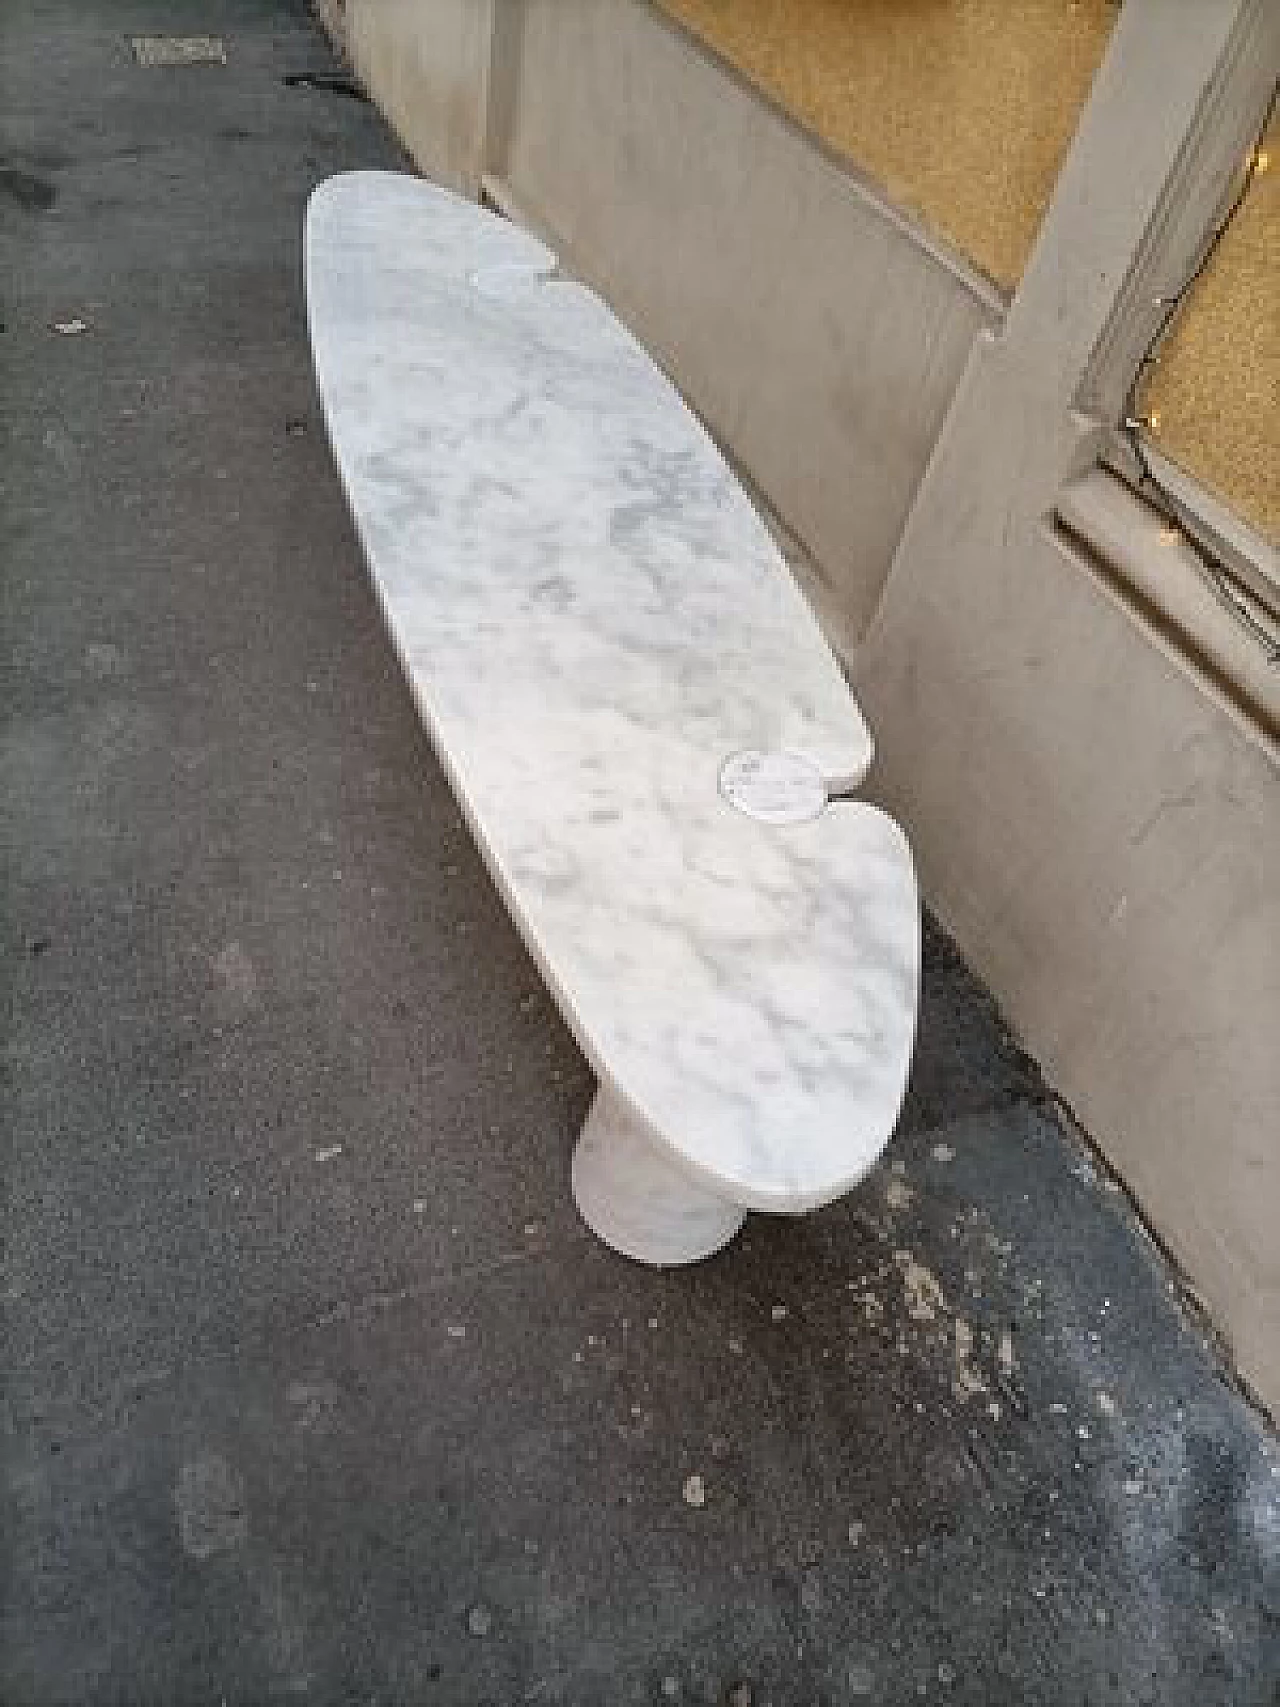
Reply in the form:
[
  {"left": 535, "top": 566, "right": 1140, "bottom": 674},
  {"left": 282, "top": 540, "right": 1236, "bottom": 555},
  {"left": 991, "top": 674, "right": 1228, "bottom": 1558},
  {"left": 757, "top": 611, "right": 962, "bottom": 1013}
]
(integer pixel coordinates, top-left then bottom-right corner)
[{"left": 130, "top": 36, "right": 227, "bottom": 67}]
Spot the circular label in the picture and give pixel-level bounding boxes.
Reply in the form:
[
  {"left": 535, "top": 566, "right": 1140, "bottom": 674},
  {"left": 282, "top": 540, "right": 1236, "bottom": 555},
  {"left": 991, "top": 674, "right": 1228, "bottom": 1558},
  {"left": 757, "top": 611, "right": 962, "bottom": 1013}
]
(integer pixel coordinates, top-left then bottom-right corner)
[{"left": 718, "top": 750, "right": 828, "bottom": 826}]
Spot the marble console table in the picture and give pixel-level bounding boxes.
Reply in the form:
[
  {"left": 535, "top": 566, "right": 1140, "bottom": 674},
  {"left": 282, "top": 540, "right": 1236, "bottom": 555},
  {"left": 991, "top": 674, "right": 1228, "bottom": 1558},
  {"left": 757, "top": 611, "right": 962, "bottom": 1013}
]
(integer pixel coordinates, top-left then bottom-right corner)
[{"left": 305, "top": 172, "right": 919, "bottom": 1263}]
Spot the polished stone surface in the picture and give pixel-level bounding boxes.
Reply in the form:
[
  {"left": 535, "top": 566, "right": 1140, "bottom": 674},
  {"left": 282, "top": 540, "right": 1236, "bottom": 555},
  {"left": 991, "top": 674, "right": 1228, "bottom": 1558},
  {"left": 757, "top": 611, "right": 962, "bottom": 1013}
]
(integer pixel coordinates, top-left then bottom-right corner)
[{"left": 306, "top": 171, "right": 917, "bottom": 1212}]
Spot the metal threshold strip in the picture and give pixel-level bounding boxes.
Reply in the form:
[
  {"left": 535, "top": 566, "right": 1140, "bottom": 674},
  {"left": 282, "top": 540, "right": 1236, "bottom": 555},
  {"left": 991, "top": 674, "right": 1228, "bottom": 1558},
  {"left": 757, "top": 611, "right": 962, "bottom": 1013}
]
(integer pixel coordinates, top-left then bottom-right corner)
[{"left": 129, "top": 36, "right": 227, "bottom": 67}]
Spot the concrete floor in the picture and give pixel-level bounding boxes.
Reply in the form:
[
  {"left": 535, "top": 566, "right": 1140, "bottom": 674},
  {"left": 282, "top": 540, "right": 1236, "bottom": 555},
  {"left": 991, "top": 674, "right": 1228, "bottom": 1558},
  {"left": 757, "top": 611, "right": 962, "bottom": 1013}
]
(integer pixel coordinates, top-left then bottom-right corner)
[{"left": 2, "top": 3, "right": 1278, "bottom": 1703}]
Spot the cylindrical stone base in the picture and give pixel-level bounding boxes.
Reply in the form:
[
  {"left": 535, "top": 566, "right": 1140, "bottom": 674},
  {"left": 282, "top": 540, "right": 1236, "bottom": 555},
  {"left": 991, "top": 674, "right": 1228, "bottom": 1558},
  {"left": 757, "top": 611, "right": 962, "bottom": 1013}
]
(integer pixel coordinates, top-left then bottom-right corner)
[{"left": 571, "top": 1086, "right": 746, "bottom": 1266}]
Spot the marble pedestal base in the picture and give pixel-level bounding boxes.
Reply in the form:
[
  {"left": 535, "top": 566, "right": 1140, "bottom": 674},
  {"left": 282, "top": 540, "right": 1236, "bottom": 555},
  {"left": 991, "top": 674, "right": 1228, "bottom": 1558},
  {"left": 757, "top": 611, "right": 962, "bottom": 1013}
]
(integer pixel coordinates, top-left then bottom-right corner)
[{"left": 571, "top": 1087, "right": 747, "bottom": 1265}]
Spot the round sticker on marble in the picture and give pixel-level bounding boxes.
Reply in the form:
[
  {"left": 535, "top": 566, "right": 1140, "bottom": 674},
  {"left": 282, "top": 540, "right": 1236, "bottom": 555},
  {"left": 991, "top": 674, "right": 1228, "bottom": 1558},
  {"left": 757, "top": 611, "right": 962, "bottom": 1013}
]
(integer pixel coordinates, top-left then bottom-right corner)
[{"left": 718, "top": 750, "right": 828, "bottom": 826}]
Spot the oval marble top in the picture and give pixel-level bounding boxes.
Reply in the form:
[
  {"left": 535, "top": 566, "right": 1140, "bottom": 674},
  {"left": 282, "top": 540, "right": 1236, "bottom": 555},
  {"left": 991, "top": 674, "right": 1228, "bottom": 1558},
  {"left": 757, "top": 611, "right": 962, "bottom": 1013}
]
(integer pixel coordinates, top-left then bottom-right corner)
[{"left": 306, "top": 172, "right": 917, "bottom": 1211}]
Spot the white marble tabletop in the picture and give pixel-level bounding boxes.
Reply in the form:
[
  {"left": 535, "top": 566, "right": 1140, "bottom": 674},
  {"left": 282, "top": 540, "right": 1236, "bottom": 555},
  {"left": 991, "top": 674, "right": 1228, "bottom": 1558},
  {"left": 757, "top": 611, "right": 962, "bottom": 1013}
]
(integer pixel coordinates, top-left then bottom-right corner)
[{"left": 306, "top": 172, "right": 918, "bottom": 1211}]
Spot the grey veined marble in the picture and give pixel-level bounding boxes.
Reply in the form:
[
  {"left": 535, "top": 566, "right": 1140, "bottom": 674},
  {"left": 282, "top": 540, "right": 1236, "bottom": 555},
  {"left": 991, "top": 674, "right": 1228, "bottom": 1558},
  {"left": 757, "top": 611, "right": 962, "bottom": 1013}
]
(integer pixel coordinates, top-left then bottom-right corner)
[{"left": 306, "top": 172, "right": 918, "bottom": 1259}]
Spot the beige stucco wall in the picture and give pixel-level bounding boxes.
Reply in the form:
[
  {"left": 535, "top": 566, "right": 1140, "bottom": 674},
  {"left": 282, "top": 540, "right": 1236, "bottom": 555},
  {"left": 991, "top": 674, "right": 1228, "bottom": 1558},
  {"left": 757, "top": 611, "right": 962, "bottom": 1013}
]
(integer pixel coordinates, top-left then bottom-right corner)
[
  {"left": 862, "top": 331, "right": 1280, "bottom": 1405},
  {"left": 858, "top": 0, "right": 1279, "bottom": 1408},
  {"left": 345, "top": 0, "right": 494, "bottom": 195},
  {"left": 317, "top": 0, "right": 1278, "bottom": 1414}
]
